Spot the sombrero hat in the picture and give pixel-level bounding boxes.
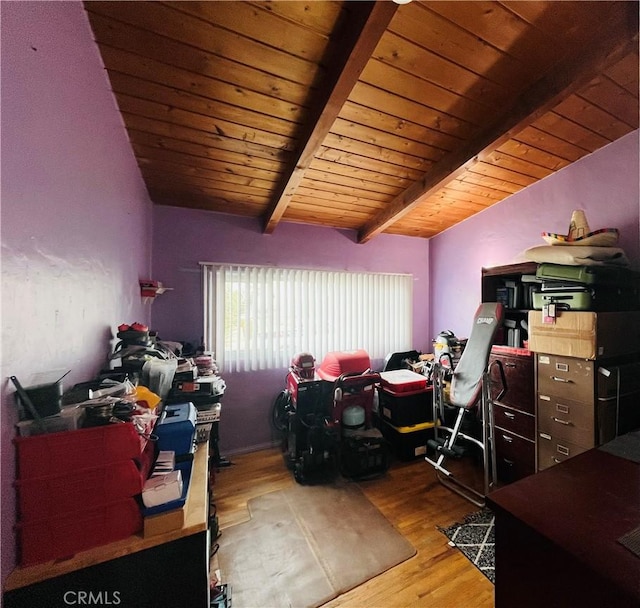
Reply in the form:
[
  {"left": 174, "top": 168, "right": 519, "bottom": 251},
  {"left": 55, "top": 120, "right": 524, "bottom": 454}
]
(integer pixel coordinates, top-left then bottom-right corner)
[{"left": 542, "top": 209, "right": 619, "bottom": 247}]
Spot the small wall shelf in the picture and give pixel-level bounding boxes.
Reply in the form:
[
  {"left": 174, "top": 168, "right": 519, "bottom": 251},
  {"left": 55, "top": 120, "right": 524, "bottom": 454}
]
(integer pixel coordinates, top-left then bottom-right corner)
[{"left": 139, "top": 279, "right": 173, "bottom": 299}]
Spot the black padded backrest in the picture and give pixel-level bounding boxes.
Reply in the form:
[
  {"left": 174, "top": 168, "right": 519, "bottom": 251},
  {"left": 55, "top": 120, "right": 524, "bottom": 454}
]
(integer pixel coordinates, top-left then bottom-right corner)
[{"left": 449, "top": 302, "right": 504, "bottom": 409}]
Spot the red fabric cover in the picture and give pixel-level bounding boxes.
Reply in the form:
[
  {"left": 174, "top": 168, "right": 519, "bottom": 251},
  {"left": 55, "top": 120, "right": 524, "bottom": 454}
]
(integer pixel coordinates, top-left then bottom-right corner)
[{"left": 317, "top": 349, "right": 371, "bottom": 381}]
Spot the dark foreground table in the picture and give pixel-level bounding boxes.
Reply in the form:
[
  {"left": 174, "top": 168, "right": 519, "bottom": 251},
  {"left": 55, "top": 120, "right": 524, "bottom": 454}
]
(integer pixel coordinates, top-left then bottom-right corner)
[{"left": 487, "top": 445, "right": 640, "bottom": 608}]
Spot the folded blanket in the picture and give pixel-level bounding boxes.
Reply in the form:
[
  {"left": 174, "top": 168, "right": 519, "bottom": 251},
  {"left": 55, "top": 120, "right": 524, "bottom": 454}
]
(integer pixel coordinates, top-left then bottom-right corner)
[{"left": 521, "top": 245, "right": 629, "bottom": 266}]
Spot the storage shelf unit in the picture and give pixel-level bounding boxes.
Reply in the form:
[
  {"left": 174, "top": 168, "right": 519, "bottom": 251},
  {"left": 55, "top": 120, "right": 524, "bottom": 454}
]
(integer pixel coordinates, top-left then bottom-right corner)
[{"left": 481, "top": 262, "right": 538, "bottom": 349}]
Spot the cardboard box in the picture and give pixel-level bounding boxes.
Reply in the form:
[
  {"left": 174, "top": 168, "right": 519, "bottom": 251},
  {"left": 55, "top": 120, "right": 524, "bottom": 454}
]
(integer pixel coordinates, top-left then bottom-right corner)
[{"left": 528, "top": 310, "right": 640, "bottom": 360}]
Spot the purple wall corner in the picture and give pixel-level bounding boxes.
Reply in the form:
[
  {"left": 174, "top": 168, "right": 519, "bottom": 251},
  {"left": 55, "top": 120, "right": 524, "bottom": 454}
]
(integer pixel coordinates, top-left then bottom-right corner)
[{"left": 1, "top": 2, "right": 153, "bottom": 585}]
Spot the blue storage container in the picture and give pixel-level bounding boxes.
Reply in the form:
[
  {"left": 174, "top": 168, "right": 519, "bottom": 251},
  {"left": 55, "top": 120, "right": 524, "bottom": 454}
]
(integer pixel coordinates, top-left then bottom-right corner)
[{"left": 155, "top": 402, "right": 196, "bottom": 456}]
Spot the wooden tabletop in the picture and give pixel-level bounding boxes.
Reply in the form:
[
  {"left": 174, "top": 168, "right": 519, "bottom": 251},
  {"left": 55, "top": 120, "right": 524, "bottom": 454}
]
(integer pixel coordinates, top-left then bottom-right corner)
[{"left": 487, "top": 448, "right": 640, "bottom": 601}]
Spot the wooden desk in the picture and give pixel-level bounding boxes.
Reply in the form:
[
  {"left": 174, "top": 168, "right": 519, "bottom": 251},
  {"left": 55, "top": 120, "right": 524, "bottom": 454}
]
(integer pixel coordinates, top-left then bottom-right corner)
[
  {"left": 4, "top": 444, "right": 211, "bottom": 608},
  {"left": 487, "top": 448, "right": 640, "bottom": 608}
]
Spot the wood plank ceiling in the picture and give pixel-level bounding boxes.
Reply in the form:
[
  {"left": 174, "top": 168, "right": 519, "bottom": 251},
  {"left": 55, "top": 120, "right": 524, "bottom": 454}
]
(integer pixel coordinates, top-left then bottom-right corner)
[{"left": 85, "top": 1, "right": 639, "bottom": 242}]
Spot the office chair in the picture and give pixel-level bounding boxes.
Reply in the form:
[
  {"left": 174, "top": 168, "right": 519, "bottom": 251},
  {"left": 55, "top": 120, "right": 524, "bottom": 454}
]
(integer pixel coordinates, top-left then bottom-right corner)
[{"left": 425, "top": 302, "right": 504, "bottom": 507}]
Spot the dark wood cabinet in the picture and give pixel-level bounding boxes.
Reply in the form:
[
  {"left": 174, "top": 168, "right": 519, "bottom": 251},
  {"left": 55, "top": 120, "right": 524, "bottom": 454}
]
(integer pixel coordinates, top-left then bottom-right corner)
[
  {"left": 482, "top": 263, "right": 538, "bottom": 484},
  {"left": 487, "top": 448, "right": 640, "bottom": 608},
  {"left": 489, "top": 346, "right": 536, "bottom": 483}
]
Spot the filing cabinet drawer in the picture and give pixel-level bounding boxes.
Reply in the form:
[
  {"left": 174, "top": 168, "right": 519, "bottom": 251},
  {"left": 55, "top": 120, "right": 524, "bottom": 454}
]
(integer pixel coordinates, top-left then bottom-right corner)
[
  {"left": 493, "top": 403, "right": 535, "bottom": 440},
  {"left": 537, "top": 394, "right": 595, "bottom": 447},
  {"left": 494, "top": 430, "right": 535, "bottom": 483},
  {"left": 536, "top": 354, "right": 594, "bottom": 404},
  {"left": 537, "top": 432, "right": 589, "bottom": 470},
  {"left": 489, "top": 351, "right": 534, "bottom": 414}
]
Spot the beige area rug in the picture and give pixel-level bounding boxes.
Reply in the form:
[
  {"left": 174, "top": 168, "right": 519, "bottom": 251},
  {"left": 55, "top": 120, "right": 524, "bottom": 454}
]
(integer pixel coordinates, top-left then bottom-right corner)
[{"left": 217, "top": 482, "right": 416, "bottom": 608}]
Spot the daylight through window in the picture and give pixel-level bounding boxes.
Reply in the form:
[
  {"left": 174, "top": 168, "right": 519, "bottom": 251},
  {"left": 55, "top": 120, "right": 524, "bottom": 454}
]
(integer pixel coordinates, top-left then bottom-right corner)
[{"left": 202, "top": 264, "right": 413, "bottom": 373}]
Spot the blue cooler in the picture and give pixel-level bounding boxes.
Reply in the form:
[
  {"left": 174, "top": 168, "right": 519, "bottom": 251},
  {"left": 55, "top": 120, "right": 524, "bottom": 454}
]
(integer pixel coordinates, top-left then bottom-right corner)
[{"left": 155, "top": 402, "right": 197, "bottom": 457}]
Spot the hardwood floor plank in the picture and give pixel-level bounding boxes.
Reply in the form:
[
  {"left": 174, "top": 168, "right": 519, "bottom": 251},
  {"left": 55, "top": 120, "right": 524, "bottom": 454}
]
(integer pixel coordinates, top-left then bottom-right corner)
[{"left": 212, "top": 447, "right": 494, "bottom": 607}]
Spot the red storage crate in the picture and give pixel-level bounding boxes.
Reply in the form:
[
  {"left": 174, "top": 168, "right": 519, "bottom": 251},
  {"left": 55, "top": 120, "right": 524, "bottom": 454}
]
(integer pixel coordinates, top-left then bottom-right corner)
[
  {"left": 16, "top": 497, "right": 142, "bottom": 566},
  {"left": 15, "top": 423, "right": 143, "bottom": 479},
  {"left": 15, "top": 460, "right": 143, "bottom": 521}
]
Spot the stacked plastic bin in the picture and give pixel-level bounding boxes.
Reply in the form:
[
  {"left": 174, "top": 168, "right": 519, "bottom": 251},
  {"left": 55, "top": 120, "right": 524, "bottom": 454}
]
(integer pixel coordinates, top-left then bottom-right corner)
[
  {"left": 13, "top": 422, "right": 150, "bottom": 566},
  {"left": 376, "top": 369, "right": 435, "bottom": 460}
]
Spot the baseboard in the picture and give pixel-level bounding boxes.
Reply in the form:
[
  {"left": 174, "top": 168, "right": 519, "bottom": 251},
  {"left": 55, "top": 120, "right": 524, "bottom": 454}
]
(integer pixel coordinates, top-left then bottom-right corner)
[{"left": 225, "top": 441, "right": 281, "bottom": 456}]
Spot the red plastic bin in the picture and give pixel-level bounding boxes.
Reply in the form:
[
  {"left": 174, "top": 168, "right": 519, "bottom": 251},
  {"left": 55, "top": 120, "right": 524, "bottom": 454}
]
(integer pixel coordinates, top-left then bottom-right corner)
[
  {"left": 15, "top": 423, "right": 143, "bottom": 480},
  {"left": 16, "top": 497, "right": 142, "bottom": 566},
  {"left": 380, "top": 369, "right": 427, "bottom": 393},
  {"left": 15, "top": 460, "right": 143, "bottom": 521}
]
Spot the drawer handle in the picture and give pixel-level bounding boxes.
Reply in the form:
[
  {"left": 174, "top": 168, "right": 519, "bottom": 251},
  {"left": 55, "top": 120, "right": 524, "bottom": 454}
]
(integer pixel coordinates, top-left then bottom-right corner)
[
  {"left": 552, "top": 417, "right": 572, "bottom": 426},
  {"left": 502, "top": 458, "right": 514, "bottom": 466},
  {"left": 502, "top": 434, "right": 513, "bottom": 443},
  {"left": 552, "top": 457, "right": 562, "bottom": 463},
  {"left": 551, "top": 376, "right": 574, "bottom": 383},
  {"left": 505, "top": 362, "right": 516, "bottom": 368},
  {"left": 503, "top": 411, "right": 515, "bottom": 419}
]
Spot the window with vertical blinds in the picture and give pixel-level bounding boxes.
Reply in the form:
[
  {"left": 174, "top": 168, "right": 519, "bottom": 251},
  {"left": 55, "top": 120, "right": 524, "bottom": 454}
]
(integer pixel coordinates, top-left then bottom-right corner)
[{"left": 202, "top": 263, "right": 413, "bottom": 373}]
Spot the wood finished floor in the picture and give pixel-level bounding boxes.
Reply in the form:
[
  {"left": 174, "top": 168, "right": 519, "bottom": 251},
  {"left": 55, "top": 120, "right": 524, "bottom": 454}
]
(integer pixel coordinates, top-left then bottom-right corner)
[{"left": 212, "top": 447, "right": 494, "bottom": 608}]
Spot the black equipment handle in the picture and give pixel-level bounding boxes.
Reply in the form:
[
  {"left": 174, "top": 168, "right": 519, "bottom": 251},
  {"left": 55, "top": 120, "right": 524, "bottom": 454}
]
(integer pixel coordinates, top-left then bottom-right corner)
[
  {"left": 10, "top": 375, "right": 47, "bottom": 431},
  {"left": 488, "top": 359, "right": 507, "bottom": 403}
]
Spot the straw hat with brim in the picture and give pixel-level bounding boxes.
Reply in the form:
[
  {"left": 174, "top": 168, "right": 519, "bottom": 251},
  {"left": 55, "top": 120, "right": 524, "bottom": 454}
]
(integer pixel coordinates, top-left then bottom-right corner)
[{"left": 542, "top": 209, "right": 619, "bottom": 246}]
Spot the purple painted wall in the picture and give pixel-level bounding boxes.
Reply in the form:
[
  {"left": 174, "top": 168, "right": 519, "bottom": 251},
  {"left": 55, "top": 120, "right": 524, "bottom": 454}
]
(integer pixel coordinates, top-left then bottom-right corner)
[
  {"left": 429, "top": 131, "right": 640, "bottom": 340},
  {"left": 2, "top": 0, "right": 637, "bottom": 590},
  {"left": 151, "top": 209, "right": 430, "bottom": 453},
  {"left": 1, "top": 2, "right": 152, "bottom": 585}
]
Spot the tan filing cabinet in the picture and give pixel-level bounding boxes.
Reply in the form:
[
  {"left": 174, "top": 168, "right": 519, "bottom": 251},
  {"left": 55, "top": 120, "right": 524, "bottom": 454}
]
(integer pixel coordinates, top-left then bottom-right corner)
[{"left": 536, "top": 354, "right": 640, "bottom": 470}]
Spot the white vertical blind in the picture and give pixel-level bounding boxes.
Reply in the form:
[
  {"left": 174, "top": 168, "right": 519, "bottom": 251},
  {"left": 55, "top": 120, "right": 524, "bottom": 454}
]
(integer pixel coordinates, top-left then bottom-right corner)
[{"left": 202, "top": 264, "right": 413, "bottom": 372}]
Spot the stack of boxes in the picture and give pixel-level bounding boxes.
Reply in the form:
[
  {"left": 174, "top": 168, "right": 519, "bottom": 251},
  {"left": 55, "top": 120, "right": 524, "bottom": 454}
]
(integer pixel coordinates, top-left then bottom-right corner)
[
  {"left": 167, "top": 356, "right": 225, "bottom": 447},
  {"left": 142, "top": 401, "right": 197, "bottom": 536},
  {"left": 13, "top": 422, "right": 149, "bottom": 566},
  {"left": 376, "top": 369, "right": 434, "bottom": 460},
  {"left": 528, "top": 310, "right": 640, "bottom": 469}
]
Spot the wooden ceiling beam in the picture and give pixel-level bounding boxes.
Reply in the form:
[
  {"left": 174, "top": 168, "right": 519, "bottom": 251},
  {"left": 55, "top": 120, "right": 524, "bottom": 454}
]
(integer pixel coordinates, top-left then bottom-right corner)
[
  {"left": 262, "top": 1, "right": 398, "bottom": 234},
  {"left": 358, "top": 4, "right": 640, "bottom": 243}
]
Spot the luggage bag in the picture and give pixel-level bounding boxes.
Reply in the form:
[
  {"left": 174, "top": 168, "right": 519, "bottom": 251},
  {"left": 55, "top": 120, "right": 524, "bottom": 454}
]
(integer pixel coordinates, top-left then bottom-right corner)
[
  {"left": 532, "top": 287, "right": 638, "bottom": 312},
  {"left": 535, "top": 263, "right": 632, "bottom": 286}
]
